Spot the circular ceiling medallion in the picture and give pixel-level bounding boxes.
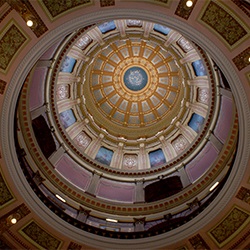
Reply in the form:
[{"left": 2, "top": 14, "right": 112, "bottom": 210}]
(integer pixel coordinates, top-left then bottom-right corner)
[{"left": 123, "top": 66, "right": 148, "bottom": 91}]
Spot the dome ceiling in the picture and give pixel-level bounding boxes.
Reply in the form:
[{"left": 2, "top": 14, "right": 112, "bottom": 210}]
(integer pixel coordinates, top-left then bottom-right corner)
[
  {"left": 1, "top": 1, "right": 248, "bottom": 248},
  {"left": 13, "top": 17, "right": 239, "bottom": 241},
  {"left": 46, "top": 19, "right": 218, "bottom": 175}
]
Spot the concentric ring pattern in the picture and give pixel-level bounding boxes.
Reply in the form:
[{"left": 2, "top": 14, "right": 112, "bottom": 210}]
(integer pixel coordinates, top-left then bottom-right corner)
[{"left": 16, "top": 19, "right": 237, "bottom": 238}]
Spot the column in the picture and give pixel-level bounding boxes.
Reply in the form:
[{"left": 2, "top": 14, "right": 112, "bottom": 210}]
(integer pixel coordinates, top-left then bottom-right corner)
[
  {"left": 85, "top": 172, "right": 101, "bottom": 196},
  {"left": 178, "top": 165, "right": 191, "bottom": 188},
  {"left": 134, "top": 217, "right": 146, "bottom": 232},
  {"left": 164, "top": 30, "right": 181, "bottom": 47},
  {"left": 110, "top": 142, "right": 124, "bottom": 169},
  {"left": 31, "top": 105, "right": 47, "bottom": 119},
  {"left": 220, "top": 87, "right": 232, "bottom": 99},
  {"left": 186, "top": 102, "right": 207, "bottom": 118},
  {"left": 36, "top": 59, "right": 53, "bottom": 68},
  {"left": 33, "top": 171, "right": 45, "bottom": 186},
  {"left": 209, "top": 133, "right": 223, "bottom": 152},
  {"left": 77, "top": 207, "right": 91, "bottom": 223},
  {"left": 159, "top": 135, "right": 177, "bottom": 161},
  {"left": 138, "top": 143, "right": 148, "bottom": 170},
  {"left": 49, "top": 146, "right": 65, "bottom": 165},
  {"left": 176, "top": 122, "right": 196, "bottom": 143},
  {"left": 84, "top": 133, "right": 104, "bottom": 158},
  {"left": 179, "top": 50, "right": 199, "bottom": 64},
  {"left": 135, "top": 180, "right": 145, "bottom": 203}
]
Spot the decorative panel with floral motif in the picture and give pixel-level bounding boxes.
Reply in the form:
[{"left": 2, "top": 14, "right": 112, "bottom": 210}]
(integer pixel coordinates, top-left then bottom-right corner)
[
  {"left": 175, "top": 0, "right": 197, "bottom": 20},
  {"left": 67, "top": 241, "right": 82, "bottom": 250},
  {"left": 100, "top": 0, "right": 115, "bottom": 7},
  {"left": 123, "top": 154, "right": 138, "bottom": 170},
  {"left": 200, "top": 1, "right": 248, "bottom": 46},
  {"left": 0, "top": 22, "right": 27, "bottom": 73},
  {"left": 0, "top": 171, "right": 14, "bottom": 207},
  {"left": 236, "top": 186, "right": 250, "bottom": 204},
  {"left": 172, "top": 135, "right": 189, "bottom": 153},
  {"left": 209, "top": 206, "right": 250, "bottom": 247},
  {"left": 21, "top": 221, "right": 62, "bottom": 250},
  {"left": 233, "top": 47, "right": 250, "bottom": 71},
  {"left": 40, "top": 0, "right": 92, "bottom": 19},
  {"left": 74, "top": 131, "right": 91, "bottom": 151},
  {"left": 197, "top": 88, "right": 209, "bottom": 104},
  {"left": 189, "top": 233, "right": 210, "bottom": 249}
]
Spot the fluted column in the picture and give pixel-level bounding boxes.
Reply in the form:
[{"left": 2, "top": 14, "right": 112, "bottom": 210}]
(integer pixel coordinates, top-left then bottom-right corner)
[
  {"left": 138, "top": 143, "right": 148, "bottom": 170},
  {"left": 84, "top": 133, "right": 104, "bottom": 158},
  {"left": 159, "top": 135, "right": 177, "bottom": 162},
  {"left": 110, "top": 142, "right": 124, "bottom": 169}
]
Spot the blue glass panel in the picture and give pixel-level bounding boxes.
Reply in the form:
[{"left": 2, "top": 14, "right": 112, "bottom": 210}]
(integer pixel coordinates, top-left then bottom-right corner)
[
  {"left": 59, "top": 109, "right": 76, "bottom": 129},
  {"left": 188, "top": 113, "right": 205, "bottom": 133},
  {"left": 60, "top": 56, "right": 76, "bottom": 73},
  {"left": 95, "top": 146, "right": 114, "bottom": 166},
  {"left": 192, "top": 60, "right": 207, "bottom": 76},
  {"left": 149, "top": 149, "right": 166, "bottom": 168},
  {"left": 98, "top": 21, "right": 116, "bottom": 34},
  {"left": 153, "top": 24, "right": 171, "bottom": 35}
]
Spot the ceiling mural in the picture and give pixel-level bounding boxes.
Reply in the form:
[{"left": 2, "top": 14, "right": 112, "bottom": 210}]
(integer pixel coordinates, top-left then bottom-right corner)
[{"left": 0, "top": 0, "right": 249, "bottom": 249}]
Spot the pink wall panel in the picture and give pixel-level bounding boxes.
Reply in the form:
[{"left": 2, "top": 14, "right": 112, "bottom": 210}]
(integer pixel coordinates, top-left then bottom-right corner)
[
  {"left": 29, "top": 67, "right": 47, "bottom": 110},
  {"left": 185, "top": 142, "right": 218, "bottom": 183},
  {"left": 96, "top": 179, "right": 135, "bottom": 203},
  {"left": 55, "top": 155, "right": 92, "bottom": 191},
  {"left": 214, "top": 96, "right": 233, "bottom": 143}
]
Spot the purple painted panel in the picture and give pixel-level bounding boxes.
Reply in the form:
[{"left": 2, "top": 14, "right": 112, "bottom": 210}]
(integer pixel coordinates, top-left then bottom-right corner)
[
  {"left": 29, "top": 67, "right": 47, "bottom": 110},
  {"left": 55, "top": 155, "right": 91, "bottom": 191},
  {"left": 40, "top": 40, "right": 62, "bottom": 60},
  {"left": 186, "top": 142, "right": 218, "bottom": 183},
  {"left": 214, "top": 96, "right": 233, "bottom": 143},
  {"left": 96, "top": 179, "right": 135, "bottom": 202}
]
